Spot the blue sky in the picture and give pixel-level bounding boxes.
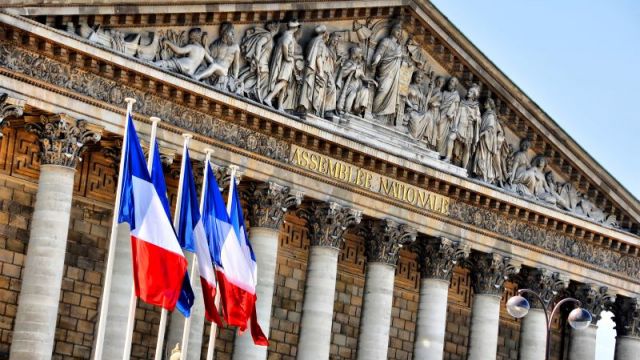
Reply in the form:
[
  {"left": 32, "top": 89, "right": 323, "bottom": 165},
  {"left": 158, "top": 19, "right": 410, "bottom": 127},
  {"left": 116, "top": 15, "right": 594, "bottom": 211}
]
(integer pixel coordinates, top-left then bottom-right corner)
[
  {"left": 429, "top": 1, "right": 640, "bottom": 358},
  {"left": 430, "top": 0, "right": 640, "bottom": 201}
]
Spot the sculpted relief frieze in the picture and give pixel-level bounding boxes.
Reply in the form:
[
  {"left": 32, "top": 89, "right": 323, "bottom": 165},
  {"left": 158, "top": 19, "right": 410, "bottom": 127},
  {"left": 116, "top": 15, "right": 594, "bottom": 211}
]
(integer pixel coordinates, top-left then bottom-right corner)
[
  {"left": 63, "top": 17, "right": 620, "bottom": 229},
  {"left": 0, "top": 40, "right": 638, "bottom": 281},
  {"left": 0, "top": 42, "right": 290, "bottom": 163}
]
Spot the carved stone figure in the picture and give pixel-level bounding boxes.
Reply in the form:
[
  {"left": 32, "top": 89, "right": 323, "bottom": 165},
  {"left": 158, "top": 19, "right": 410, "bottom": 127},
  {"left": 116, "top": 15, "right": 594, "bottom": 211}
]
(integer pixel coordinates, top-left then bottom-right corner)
[
  {"left": 336, "top": 46, "right": 376, "bottom": 117},
  {"left": 193, "top": 22, "right": 241, "bottom": 91},
  {"left": 404, "top": 71, "right": 434, "bottom": 142},
  {"left": 370, "top": 23, "right": 405, "bottom": 123},
  {"left": 153, "top": 28, "right": 210, "bottom": 78},
  {"left": 576, "top": 195, "right": 617, "bottom": 226},
  {"left": 472, "top": 98, "right": 500, "bottom": 183},
  {"left": 238, "top": 21, "right": 280, "bottom": 102},
  {"left": 282, "top": 26, "right": 305, "bottom": 112},
  {"left": 322, "top": 32, "right": 342, "bottom": 119},
  {"left": 298, "top": 25, "right": 329, "bottom": 115},
  {"left": 493, "top": 120, "right": 510, "bottom": 187},
  {"left": 511, "top": 155, "right": 558, "bottom": 204},
  {"left": 436, "top": 77, "right": 460, "bottom": 155},
  {"left": 545, "top": 171, "right": 580, "bottom": 211},
  {"left": 508, "top": 139, "right": 531, "bottom": 185},
  {"left": 442, "top": 83, "right": 481, "bottom": 170},
  {"left": 264, "top": 20, "right": 301, "bottom": 111},
  {"left": 425, "top": 76, "right": 445, "bottom": 149}
]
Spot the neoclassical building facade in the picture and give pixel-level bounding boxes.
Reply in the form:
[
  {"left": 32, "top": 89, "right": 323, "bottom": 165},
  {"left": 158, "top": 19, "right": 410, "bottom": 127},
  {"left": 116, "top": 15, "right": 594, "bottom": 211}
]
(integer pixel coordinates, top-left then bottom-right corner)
[{"left": 0, "top": 1, "right": 638, "bottom": 359}]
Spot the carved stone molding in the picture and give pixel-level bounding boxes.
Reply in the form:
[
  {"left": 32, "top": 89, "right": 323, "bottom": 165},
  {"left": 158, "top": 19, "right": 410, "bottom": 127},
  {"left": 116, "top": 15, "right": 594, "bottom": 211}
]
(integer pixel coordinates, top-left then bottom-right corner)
[
  {"left": 244, "top": 181, "right": 304, "bottom": 230},
  {"left": 569, "top": 283, "right": 615, "bottom": 323},
  {"left": 469, "top": 252, "right": 520, "bottom": 296},
  {"left": 515, "top": 267, "right": 569, "bottom": 310},
  {"left": 414, "top": 236, "right": 470, "bottom": 281},
  {"left": 25, "top": 114, "right": 102, "bottom": 169},
  {"left": 613, "top": 296, "right": 640, "bottom": 337},
  {"left": 359, "top": 219, "right": 416, "bottom": 266},
  {"left": 0, "top": 92, "right": 24, "bottom": 137},
  {"left": 448, "top": 200, "right": 640, "bottom": 280},
  {"left": 299, "top": 201, "right": 362, "bottom": 249},
  {"left": 0, "top": 42, "right": 290, "bottom": 164}
]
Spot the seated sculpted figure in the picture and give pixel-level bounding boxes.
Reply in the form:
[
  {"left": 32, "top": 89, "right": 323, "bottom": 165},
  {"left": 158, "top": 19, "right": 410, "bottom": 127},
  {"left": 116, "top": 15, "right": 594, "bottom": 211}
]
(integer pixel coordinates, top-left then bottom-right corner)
[
  {"left": 544, "top": 171, "right": 580, "bottom": 211},
  {"left": 336, "top": 46, "right": 377, "bottom": 117},
  {"left": 194, "top": 22, "right": 241, "bottom": 91},
  {"left": 511, "top": 155, "right": 557, "bottom": 204},
  {"left": 154, "top": 28, "right": 210, "bottom": 78},
  {"left": 508, "top": 139, "right": 531, "bottom": 185},
  {"left": 404, "top": 71, "right": 435, "bottom": 143}
]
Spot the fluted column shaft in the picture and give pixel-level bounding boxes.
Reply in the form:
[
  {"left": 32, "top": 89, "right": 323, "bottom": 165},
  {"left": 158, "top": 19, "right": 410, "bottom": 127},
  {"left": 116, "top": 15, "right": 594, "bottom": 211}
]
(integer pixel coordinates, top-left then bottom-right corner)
[
  {"left": 414, "top": 279, "right": 449, "bottom": 359},
  {"left": 10, "top": 114, "right": 100, "bottom": 360},
  {"left": 615, "top": 336, "right": 640, "bottom": 359},
  {"left": 232, "top": 227, "right": 279, "bottom": 360},
  {"left": 233, "top": 182, "right": 302, "bottom": 360},
  {"left": 356, "top": 219, "right": 415, "bottom": 360},
  {"left": 568, "top": 324, "right": 597, "bottom": 360},
  {"left": 10, "top": 166, "right": 76, "bottom": 359},
  {"left": 413, "top": 237, "right": 468, "bottom": 360},
  {"left": 297, "top": 202, "right": 361, "bottom": 360},
  {"left": 519, "top": 308, "right": 547, "bottom": 360},
  {"left": 467, "top": 252, "right": 519, "bottom": 360},
  {"left": 468, "top": 294, "right": 501, "bottom": 360},
  {"left": 103, "top": 224, "right": 134, "bottom": 359}
]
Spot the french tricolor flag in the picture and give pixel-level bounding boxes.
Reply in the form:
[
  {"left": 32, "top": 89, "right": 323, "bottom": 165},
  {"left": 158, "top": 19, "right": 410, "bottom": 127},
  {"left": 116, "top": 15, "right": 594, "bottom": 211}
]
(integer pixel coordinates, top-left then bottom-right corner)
[
  {"left": 214, "top": 174, "right": 268, "bottom": 345},
  {"left": 118, "top": 114, "right": 188, "bottom": 310},
  {"left": 177, "top": 149, "right": 222, "bottom": 325}
]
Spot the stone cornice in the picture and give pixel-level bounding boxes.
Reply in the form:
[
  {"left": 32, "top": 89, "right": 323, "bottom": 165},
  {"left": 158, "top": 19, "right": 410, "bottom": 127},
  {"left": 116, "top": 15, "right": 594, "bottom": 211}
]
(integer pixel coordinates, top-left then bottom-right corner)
[{"left": 1, "top": 13, "right": 640, "bottom": 284}]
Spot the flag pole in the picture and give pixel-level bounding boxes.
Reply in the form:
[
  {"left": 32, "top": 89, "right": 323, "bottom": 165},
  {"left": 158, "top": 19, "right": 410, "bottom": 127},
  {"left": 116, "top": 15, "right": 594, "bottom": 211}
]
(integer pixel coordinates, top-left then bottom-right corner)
[
  {"left": 123, "top": 116, "right": 162, "bottom": 360},
  {"left": 173, "top": 136, "right": 197, "bottom": 360},
  {"left": 180, "top": 148, "right": 214, "bottom": 360},
  {"left": 226, "top": 165, "right": 239, "bottom": 215},
  {"left": 152, "top": 132, "right": 193, "bottom": 360},
  {"left": 206, "top": 155, "right": 230, "bottom": 360},
  {"left": 93, "top": 97, "right": 136, "bottom": 360}
]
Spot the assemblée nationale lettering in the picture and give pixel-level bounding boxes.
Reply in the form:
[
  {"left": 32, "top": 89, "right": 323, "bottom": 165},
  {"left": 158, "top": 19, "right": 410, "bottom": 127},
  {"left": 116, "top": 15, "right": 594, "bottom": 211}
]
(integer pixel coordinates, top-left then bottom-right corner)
[{"left": 290, "top": 146, "right": 450, "bottom": 215}]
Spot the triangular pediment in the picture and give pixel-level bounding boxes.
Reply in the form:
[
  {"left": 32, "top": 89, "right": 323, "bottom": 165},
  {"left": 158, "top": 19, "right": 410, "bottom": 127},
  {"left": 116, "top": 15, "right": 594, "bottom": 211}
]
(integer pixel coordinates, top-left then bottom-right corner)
[{"left": 1, "top": 0, "right": 638, "bottom": 239}]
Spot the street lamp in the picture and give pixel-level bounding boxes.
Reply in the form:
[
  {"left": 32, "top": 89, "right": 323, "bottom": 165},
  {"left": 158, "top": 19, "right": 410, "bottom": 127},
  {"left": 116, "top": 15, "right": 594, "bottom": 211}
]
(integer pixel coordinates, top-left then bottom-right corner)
[{"left": 506, "top": 288, "right": 592, "bottom": 360}]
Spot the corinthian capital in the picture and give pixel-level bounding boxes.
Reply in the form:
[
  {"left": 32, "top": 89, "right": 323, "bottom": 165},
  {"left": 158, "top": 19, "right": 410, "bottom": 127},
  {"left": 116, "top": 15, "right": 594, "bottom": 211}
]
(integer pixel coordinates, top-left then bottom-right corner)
[
  {"left": 0, "top": 92, "right": 24, "bottom": 137},
  {"left": 244, "top": 181, "right": 304, "bottom": 230},
  {"left": 360, "top": 219, "right": 416, "bottom": 266},
  {"left": 299, "top": 201, "right": 362, "bottom": 248},
  {"left": 612, "top": 296, "right": 640, "bottom": 337},
  {"left": 516, "top": 267, "right": 569, "bottom": 309},
  {"left": 470, "top": 252, "right": 520, "bottom": 296},
  {"left": 569, "top": 283, "right": 615, "bottom": 323},
  {"left": 26, "top": 114, "right": 102, "bottom": 169},
  {"left": 415, "top": 237, "right": 469, "bottom": 281}
]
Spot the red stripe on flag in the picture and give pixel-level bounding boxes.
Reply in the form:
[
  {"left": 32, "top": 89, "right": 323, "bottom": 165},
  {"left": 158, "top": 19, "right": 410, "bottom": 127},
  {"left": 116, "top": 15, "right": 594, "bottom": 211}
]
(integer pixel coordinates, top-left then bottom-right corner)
[
  {"left": 216, "top": 270, "right": 268, "bottom": 345},
  {"left": 200, "top": 277, "right": 223, "bottom": 325},
  {"left": 130, "top": 235, "right": 187, "bottom": 310}
]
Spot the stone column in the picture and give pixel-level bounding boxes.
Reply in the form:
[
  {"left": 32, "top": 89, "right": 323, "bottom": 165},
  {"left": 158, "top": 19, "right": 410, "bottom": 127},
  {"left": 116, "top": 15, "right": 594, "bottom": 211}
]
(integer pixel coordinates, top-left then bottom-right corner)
[
  {"left": 612, "top": 296, "right": 640, "bottom": 360},
  {"left": 232, "top": 182, "right": 303, "bottom": 360},
  {"left": 356, "top": 219, "right": 416, "bottom": 360},
  {"left": 297, "top": 202, "right": 361, "bottom": 360},
  {"left": 10, "top": 114, "right": 101, "bottom": 360},
  {"left": 568, "top": 283, "right": 614, "bottom": 360},
  {"left": 467, "top": 252, "right": 520, "bottom": 360},
  {"left": 517, "top": 267, "right": 569, "bottom": 360},
  {"left": 413, "top": 237, "right": 469, "bottom": 360}
]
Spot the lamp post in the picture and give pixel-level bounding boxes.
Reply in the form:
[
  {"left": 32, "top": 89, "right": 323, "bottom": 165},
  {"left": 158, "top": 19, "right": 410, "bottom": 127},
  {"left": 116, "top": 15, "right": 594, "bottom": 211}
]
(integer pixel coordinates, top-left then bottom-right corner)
[{"left": 506, "top": 288, "right": 592, "bottom": 360}]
